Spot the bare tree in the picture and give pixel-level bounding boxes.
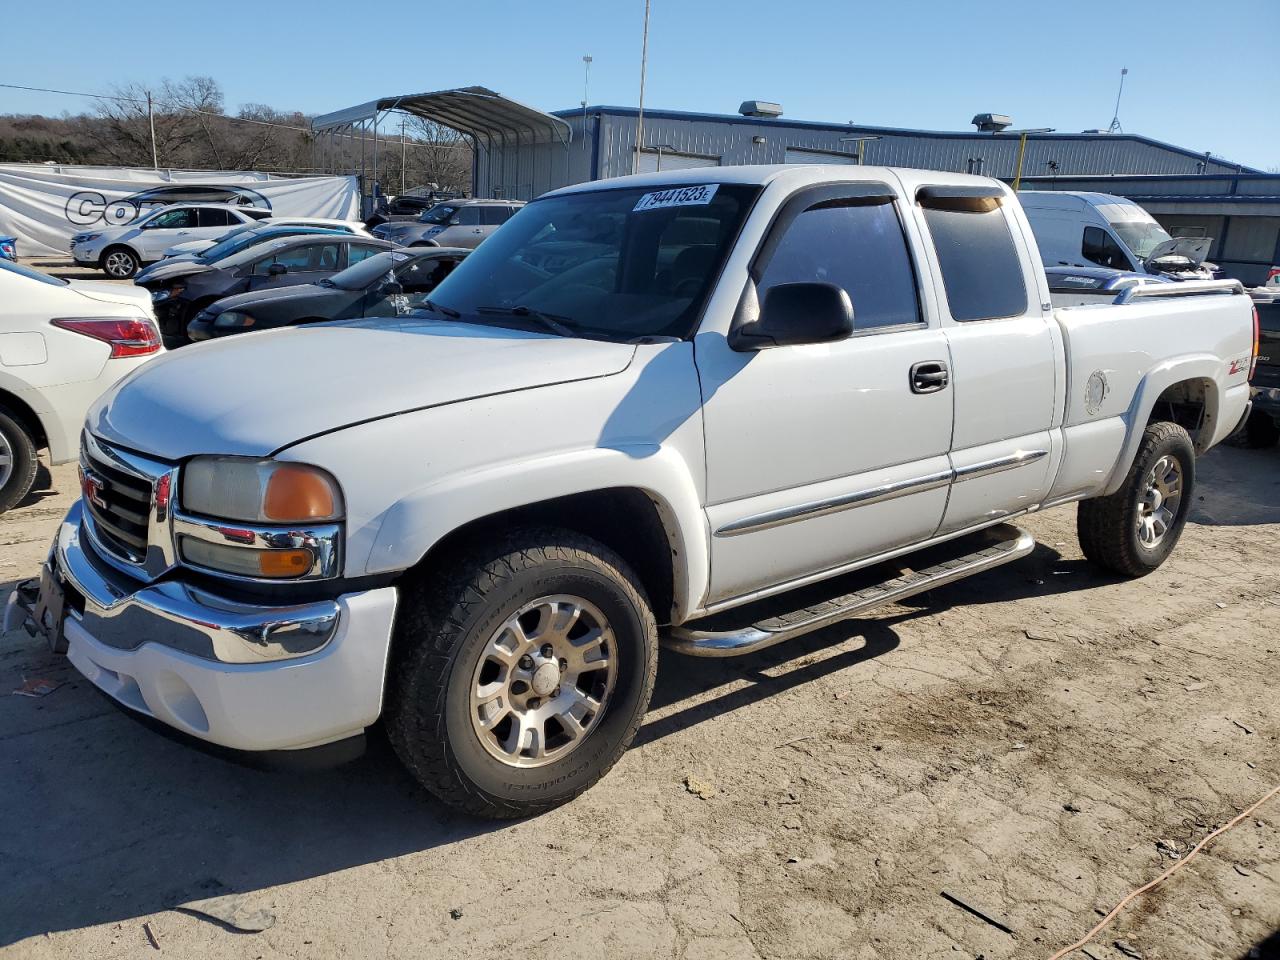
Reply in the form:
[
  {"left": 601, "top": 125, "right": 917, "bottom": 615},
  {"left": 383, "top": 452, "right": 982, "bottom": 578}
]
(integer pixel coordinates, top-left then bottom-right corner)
[
  {"left": 401, "top": 118, "right": 473, "bottom": 193},
  {"left": 88, "top": 76, "right": 223, "bottom": 167}
]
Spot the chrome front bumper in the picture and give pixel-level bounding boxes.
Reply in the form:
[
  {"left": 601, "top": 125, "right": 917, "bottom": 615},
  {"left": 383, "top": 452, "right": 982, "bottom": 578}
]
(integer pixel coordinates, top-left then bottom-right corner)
[
  {"left": 26, "top": 502, "right": 342, "bottom": 664},
  {"left": 6, "top": 502, "right": 399, "bottom": 752}
]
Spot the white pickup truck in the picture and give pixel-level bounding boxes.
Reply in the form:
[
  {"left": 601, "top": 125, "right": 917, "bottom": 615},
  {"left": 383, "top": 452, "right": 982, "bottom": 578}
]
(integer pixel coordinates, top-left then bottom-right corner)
[{"left": 8, "top": 166, "right": 1256, "bottom": 819}]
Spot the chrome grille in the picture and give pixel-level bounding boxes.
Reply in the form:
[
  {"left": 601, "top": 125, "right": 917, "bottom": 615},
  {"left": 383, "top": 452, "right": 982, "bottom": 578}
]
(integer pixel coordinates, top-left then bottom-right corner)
[{"left": 81, "top": 436, "right": 155, "bottom": 565}]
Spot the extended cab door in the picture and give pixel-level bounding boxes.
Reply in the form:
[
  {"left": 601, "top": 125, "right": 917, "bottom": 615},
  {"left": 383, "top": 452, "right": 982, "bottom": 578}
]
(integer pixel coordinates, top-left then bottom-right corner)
[
  {"left": 911, "top": 182, "right": 1060, "bottom": 534},
  {"left": 695, "top": 181, "right": 955, "bottom": 606}
]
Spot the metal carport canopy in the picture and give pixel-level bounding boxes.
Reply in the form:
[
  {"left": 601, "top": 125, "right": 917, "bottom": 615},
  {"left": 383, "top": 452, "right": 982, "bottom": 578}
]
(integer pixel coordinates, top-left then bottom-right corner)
[{"left": 311, "top": 86, "right": 572, "bottom": 146}]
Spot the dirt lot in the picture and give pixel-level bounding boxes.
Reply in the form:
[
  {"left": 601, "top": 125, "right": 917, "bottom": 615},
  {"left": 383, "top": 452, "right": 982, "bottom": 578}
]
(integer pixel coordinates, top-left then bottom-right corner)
[{"left": 2, "top": 433, "right": 1278, "bottom": 958}]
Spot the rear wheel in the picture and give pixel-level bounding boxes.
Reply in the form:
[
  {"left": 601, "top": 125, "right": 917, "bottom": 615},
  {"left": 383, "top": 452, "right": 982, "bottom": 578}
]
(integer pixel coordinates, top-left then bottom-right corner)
[
  {"left": 100, "top": 246, "right": 139, "bottom": 279},
  {"left": 0, "top": 407, "right": 39, "bottom": 515},
  {"left": 1077, "top": 421, "right": 1195, "bottom": 577},
  {"left": 386, "top": 528, "right": 658, "bottom": 818}
]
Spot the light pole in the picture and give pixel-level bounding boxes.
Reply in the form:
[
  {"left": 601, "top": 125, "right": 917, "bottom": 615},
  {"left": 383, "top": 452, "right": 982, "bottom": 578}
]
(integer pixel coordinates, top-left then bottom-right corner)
[
  {"left": 581, "top": 55, "right": 592, "bottom": 152},
  {"left": 838, "top": 135, "right": 882, "bottom": 165},
  {"left": 634, "top": 0, "right": 651, "bottom": 174},
  {"left": 1108, "top": 67, "right": 1128, "bottom": 134},
  {"left": 648, "top": 143, "right": 674, "bottom": 170}
]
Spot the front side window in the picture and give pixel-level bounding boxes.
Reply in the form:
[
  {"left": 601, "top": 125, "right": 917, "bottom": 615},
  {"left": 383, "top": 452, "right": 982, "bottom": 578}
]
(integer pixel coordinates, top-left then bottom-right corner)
[
  {"left": 253, "top": 243, "right": 339, "bottom": 274},
  {"left": 756, "top": 197, "right": 921, "bottom": 332},
  {"left": 419, "top": 204, "right": 457, "bottom": 225},
  {"left": 422, "top": 183, "right": 759, "bottom": 341},
  {"left": 919, "top": 192, "right": 1028, "bottom": 321},
  {"left": 145, "top": 208, "right": 197, "bottom": 230},
  {"left": 1082, "top": 226, "right": 1133, "bottom": 270}
]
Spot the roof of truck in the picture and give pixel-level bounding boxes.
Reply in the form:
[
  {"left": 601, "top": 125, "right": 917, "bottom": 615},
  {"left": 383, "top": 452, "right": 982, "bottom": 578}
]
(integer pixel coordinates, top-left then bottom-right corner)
[{"left": 545, "top": 164, "right": 1003, "bottom": 198}]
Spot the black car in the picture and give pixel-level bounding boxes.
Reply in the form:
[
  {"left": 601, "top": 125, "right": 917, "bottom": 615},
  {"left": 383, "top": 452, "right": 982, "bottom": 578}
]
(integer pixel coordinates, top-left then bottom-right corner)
[
  {"left": 1244, "top": 297, "right": 1280, "bottom": 447},
  {"left": 187, "top": 247, "right": 469, "bottom": 342},
  {"left": 136, "top": 234, "right": 395, "bottom": 348}
]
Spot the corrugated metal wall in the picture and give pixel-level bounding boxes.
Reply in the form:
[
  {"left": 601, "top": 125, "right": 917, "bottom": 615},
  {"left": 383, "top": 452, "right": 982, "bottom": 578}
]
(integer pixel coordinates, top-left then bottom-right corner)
[{"left": 473, "top": 107, "right": 1249, "bottom": 198}]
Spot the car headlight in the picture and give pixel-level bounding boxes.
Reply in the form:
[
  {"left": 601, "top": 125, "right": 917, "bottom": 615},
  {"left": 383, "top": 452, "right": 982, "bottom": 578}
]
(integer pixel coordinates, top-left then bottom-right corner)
[
  {"left": 183, "top": 458, "right": 343, "bottom": 524},
  {"left": 74, "top": 233, "right": 102, "bottom": 243},
  {"left": 213, "top": 310, "right": 256, "bottom": 328}
]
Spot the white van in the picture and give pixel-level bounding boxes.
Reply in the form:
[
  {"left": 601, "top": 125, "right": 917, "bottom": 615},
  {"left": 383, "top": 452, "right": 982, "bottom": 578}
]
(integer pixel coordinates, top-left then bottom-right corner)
[{"left": 1020, "top": 191, "right": 1216, "bottom": 281}]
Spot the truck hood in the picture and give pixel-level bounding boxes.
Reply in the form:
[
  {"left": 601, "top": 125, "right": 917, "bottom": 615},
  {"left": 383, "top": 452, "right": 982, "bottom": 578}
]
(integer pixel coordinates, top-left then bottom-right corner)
[
  {"left": 86, "top": 318, "right": 637, "bottom": 460},
  {"left": 1144, "top": 237, "right": 1211, "bottom": 268},
  {"left": 67, "top": 279, "right": 155, "bottom": 312}
]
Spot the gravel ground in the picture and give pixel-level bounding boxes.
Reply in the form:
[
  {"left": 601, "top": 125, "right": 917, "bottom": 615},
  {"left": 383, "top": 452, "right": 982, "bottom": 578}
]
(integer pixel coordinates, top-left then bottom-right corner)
[{"left": 0, "top": 280, "right": 1277, "bottom": 957}]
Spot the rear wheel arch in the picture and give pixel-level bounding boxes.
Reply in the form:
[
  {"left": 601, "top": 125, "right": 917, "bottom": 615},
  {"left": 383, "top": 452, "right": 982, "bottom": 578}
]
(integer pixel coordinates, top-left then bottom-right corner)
[{"left": 0, "top": 388, "right": 48, "bottom": 451}]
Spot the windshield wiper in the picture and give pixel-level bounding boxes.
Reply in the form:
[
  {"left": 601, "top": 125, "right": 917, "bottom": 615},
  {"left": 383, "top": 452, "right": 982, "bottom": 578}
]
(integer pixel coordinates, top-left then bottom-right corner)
[
  {"left": 475, "top": 304, "right": 576, "bottom": 337},
  {"left": 421, "top": 299, "right": 461, "bottom": 319}
]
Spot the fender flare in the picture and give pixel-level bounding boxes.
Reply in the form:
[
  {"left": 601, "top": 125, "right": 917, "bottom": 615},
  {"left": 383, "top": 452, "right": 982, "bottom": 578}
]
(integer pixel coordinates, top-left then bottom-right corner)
[
  {"left": 1102, "top": 353, "right": 1222, "bottom": 496},
  {"left": 363, "top": 443, "right": 710, "bottom": 622}
]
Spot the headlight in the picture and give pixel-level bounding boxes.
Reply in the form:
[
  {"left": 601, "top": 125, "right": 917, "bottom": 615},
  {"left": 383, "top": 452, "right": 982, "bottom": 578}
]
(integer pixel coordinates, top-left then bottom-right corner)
[
  {"left": 152, "top": 282, "right": 186, "bottom": 303},
  {"left": 213, "top": 310, "right": 256, "bottom": 328},
  {"left": 182, "top": 458, "right": 343, "bottom": 524},
  {"left": 74, "top": 233, "right": 102, "bottom": 243}
]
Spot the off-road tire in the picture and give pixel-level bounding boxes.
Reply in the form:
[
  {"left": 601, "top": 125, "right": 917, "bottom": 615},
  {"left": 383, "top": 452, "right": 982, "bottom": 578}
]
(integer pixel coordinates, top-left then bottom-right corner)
[
  {"left": 385, "top": 527, "right": 658, "bottom": 818},
  {"left": 100, "top": 246, "right": 140, "bottom": 279},
  {"left": 1077, "top": 421, "right": 1195, "bottom": 577},
  {"left": 0, "top": 407, "right": 39, "bottom": 515},
  {"left": 1244, "top": 409, "right": 1280, "bottom": 449}
]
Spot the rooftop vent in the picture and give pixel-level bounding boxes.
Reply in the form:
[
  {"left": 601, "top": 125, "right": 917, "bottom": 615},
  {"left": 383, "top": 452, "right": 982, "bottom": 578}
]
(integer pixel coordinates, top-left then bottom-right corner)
[
  {"left": 971, "top": 113, "right": 1012, "bottom": 133},
  {"left": 740, "top": 100, "right": 783, "bottom": 119}
]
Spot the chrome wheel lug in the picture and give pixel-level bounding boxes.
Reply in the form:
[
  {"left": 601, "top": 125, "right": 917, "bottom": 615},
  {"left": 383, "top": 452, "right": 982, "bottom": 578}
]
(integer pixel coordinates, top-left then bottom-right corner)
[
  {"left": 553, "top": 686, "right": 562, "bottom": 697},
  {"left": 518, "top": 655, "right": 534, "bottom": 670},
  {"left": 559, "top": 658, "right": 568, "bottom": 672},
  {"left": 527, "top": 697, "right": 541, "bottom": 710},
  {"left": 540, "top": 644, "right": 555, "bottom": 659}
]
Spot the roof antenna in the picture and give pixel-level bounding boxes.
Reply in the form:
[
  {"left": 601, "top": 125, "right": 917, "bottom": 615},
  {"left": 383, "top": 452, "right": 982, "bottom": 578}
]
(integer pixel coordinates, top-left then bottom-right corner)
[{"left": 1107, "top": 67, "right": 1128, "bottom": 134}]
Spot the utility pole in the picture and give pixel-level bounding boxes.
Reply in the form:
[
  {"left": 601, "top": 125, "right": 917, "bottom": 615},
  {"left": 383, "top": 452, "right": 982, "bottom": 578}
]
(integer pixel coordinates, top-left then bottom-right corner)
[
  {"left": 146, "top": 90, "right": 158, "bottom": 169},
  {"left": 400, "top": 118, "right": 407, "bottom": 194},
  {"left": 634, "top": 0, "right": 651, "bottom": 174}
]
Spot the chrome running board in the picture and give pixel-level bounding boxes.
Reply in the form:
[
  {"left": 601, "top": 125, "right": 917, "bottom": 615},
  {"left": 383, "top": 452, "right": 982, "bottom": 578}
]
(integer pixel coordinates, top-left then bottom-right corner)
[{"left": 664, "top": 525, "right": 1035, "bottom": 657}]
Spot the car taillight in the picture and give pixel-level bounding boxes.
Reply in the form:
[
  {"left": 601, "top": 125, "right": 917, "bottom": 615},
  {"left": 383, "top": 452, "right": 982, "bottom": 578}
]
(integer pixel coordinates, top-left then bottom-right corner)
[
  {"left": 1268, "top": 267, "right": 1280, "bottom": 283},
  {"left": 51, "top": 318, "right": 162, "bottom": 358},
  {"left": 1251, "top": 305, "right": 1260, "bottom": 380}
]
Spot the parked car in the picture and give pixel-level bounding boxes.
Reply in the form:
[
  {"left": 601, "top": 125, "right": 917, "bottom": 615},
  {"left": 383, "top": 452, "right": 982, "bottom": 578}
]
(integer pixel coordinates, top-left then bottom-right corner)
[
  {"left": 0, "top": 259, "right": 161, "bottom": 512},
  {"left": 135, "top": 233, "right": 395, "bottom": 347},
  {"left": 71, "top": 204, "right": 274, "bottom": 279},
  {"left": 187, "top": 247, "right": 469, "bottom": 342},
  {"left": 371, "top": 199, "right": 524, "bottom": 249},
  {"left": 1021, "top": 192, "right": 1218, "bottom": 281},
  {"left": 1244, "top": 298, "right": 1280, "bottom": 447},
  {"left": 1044, "top": 264, "right": 1171, "bottom": 307},
  {"left": 136, "top": 224, "right": 369, "bottom": 284},
  {"left": 9, "top": 166, "right": 1254, "bottom": 819},
  {"left": 161, "top": 218, "right": 372, "bottom": 260},
  {"left": 0, "top": 236, "right": 16, "bottom": 261}
]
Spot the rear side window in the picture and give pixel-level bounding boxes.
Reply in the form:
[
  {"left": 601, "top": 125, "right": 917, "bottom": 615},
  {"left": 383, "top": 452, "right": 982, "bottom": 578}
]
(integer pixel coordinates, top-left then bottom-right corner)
[
  {"left": 1082, "top": 226, "right": 1133, "bottom": 270},
  {"left": 919, "top": 191, "right": 1027, "bottom": 321},
  {"left": 346, "top": 243, "right": 383, "bottom": 264},
  {"left": 757, "top": 197, "right": 921, "bottom": 332},
  {"left": 481, "top": 206, "right": 511, "bottom": 226},
  {"left": 457, "top": 206, "right": 483, "bottom": 226},
  {"left": 198, "top": 208, "right": 235, "bottom": 228}
]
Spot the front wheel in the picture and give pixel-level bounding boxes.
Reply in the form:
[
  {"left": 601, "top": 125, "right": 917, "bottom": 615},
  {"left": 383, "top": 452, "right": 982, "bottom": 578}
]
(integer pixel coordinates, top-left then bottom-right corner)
[
  {"left": 1077, "top": 421, "right": 1195, "bottom": 577},
  {"left": 386, "top": 528, "right": 658, "bottom": 818},
  {"left": 100, "top": 247, "right": 140, "bottom": 279}
]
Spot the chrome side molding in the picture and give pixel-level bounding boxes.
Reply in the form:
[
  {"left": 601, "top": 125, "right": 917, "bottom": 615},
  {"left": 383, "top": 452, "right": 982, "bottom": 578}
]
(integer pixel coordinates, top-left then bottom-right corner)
[{"left": 715, "top": 450, "right": 1048, "bottom": 538}]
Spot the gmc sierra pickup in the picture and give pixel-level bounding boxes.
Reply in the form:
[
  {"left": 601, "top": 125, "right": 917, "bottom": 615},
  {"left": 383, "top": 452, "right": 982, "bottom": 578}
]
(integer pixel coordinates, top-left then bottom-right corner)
[{"left": 7, "top": 165, "right": 1257, "bottom": 818}]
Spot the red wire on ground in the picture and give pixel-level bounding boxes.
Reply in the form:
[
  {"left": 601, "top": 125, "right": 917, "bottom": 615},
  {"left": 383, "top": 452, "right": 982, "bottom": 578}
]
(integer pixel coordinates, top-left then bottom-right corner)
[{"left": 1046, "top": 781, "right": 1280, "bottom": 960}]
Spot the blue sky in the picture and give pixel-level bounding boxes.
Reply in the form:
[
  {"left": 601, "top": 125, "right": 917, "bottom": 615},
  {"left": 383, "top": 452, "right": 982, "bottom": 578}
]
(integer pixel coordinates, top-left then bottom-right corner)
[{"left": 3, "top": 0, "right": 1277, "bottom": 169}]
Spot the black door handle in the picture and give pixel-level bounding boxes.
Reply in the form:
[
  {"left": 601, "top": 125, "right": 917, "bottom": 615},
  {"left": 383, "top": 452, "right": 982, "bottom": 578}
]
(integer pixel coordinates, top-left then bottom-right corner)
[{"left": 910, "top": 361, "right": 949, "bottom": 394}]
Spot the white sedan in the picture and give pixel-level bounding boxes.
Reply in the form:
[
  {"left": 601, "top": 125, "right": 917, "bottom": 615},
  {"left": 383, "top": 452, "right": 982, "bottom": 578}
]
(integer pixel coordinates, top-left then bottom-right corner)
[
  {"left": 0, "top": 260, "right": 163, "bottom": 512},
  {"left": 69, "top": 203, "right": 273, "bottom": 279}
]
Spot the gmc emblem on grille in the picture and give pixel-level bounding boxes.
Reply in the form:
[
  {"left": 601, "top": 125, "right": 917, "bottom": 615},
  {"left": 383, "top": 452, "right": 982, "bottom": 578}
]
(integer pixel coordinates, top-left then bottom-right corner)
[{"left": 81, "top": 469, "right": 108, "bottom": 511}]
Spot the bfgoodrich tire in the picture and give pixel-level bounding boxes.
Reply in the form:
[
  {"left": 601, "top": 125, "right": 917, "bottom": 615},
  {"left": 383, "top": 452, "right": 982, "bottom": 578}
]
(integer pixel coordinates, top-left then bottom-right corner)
[
  {"left": 386, "top": 528, "right": 658, "bottom": 818},
  {"left": 1077, "top": 421, "right": 1195, "bottom": 577},
  {"left": 0, "top": 407, "right": 39, "bottom": 515}
]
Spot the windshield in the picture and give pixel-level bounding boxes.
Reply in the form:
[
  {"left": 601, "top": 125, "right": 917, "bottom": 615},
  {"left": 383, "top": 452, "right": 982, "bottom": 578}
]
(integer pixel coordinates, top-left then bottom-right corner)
[
  {"left": 197, "top": 225, "right": 259, "bottom": 260},
  {"left": 421, "top": 183, "right": 759, "bottom": 341},
  {"left": 418, "top": 204, "right": 458, "bottom": 225},
  {"left": 1109, "top": 219, "right": 1174, "bottom": 259},
  {"left": 0, "top": 259, "right": 68, "bottom": 286}
]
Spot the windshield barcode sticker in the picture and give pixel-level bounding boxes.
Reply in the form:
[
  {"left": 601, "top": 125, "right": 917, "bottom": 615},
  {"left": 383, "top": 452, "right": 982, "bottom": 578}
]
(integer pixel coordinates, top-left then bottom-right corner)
[{"left": 633, "top": 184, "right": 719, "bottom": 212}]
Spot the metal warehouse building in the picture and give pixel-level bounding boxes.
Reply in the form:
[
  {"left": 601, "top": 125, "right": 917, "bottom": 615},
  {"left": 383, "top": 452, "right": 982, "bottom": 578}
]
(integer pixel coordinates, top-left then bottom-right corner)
[{"left": 313, "top": 87, "right": 1279, "bottom": 283}]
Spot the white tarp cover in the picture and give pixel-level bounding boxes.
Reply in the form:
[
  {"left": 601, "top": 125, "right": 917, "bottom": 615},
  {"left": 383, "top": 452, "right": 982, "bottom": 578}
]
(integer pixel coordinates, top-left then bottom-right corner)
[{"left": 0, "top": 165, "right": 360, "bottom": 256}]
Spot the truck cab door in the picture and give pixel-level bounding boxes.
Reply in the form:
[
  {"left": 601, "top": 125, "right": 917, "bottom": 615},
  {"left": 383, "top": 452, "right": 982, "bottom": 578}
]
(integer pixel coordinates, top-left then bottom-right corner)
[
  {"left": 695, "top": 182, "right": 955, "bottom": 607},
  {"left": 912, "top": 184, "right": 1060, "bottom": 534}
]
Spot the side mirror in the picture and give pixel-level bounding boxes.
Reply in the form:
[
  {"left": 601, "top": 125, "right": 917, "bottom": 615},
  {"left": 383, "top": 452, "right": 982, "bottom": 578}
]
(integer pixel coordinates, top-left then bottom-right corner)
[
  {"left": 730, "top": 282, "right": 854, "bottom": 351},
  {"left": 379, "top": 280, "right": 404, "bottom": 296},
  {"left": 267, "top": 263, "right": 288, "bottom": 276},
  {"left": 449, "top": 217, "right": 462, "bottom": 226}
]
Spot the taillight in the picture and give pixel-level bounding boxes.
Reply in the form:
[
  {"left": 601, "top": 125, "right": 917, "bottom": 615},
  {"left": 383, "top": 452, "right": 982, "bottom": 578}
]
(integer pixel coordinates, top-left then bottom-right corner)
[
  {"left": 51, "top": 318, "right": 161, "bottom": 358},
  {"left": 1268, "top": 267, "right": 1280, "bottom": 284},
  {"left": 1250, "top": 305, "right": 1260, "bottom": 380}
]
